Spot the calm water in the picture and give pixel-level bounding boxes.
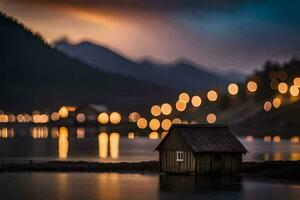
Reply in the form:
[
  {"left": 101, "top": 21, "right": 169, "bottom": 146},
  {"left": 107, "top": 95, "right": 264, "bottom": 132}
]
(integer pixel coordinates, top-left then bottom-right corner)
[
  {"left": 0, "top": 173, "right": 300, "bottom": 200},
  {"left": 1, "top": 126, "right": 300, "bottom": 163}
]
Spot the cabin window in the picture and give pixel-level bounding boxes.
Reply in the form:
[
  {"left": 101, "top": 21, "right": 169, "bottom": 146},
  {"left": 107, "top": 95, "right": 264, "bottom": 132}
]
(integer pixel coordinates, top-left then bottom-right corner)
[{"left": 176, "top": 151, "right": 184, "bottom": 162}]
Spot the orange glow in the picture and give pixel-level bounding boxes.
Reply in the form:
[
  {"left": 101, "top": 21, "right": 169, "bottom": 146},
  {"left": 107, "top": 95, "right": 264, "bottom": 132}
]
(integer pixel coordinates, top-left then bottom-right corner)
[
  {"left": 128, "top": 132, "right": 135, "bottom": 139},
  {"left": 50, "top": 112, "right": 60, "bottom": 121},
  {"left": 51, "top": 127, "right": 59, "bottom": 138},
  {"left": 290, "top": 85, "right": 299, "bottom": 96},
  {"left": 273, "top": 136, "right": 281, "bottom": 143},
  {"left": 161, "top": 119, "right": 172, "bottom": 131},
  {"left": 8, "top": 114, "right": 15, "bottom": 122},
  {"left": 76, "top": 127, "right": 85, "bottom": 139},
  {"left": 263, "top": 101, "right": 272, "bottom": 112},
  {"left": 272, "top": 97, "right": 281, "bottom": 108},
  {"left": 161, "top": 103, "right": 172, "bottom": 115},
  {"left": 110, "top": 132, "right": 120, "bottom": 159},
  {"left": 291, "top": 136, "right": 300, "bottom": 144},
  {"left": 110, "top": 112, "right": 121, "bottom": 124},
  {"left": 128, "top": 112, "right": 140, "bottom": 122},
  {"left": 293, "top": 77, "right": 300, "bottom": 87},
  {"left": 245, "top": 135, "right": 254, "bottom": 142},
  {"left": 76, "top": 113, "right": 86, "bottom": 123},
  {"left": 228, "top": 83, "right": 239, "bottom": 95},
  {"left": 178, "top": 92, "right": 190, "bottom": 103},
  {"left": 66, "top": 106, "right": 76, "bottom": 112},
  {"left": 150, "top": 105, "right": 161, "bottom": 117},
  {"left": 191, "top": 96, "right": 202, "bottom": 107},
  {"left": 97, "top": 112, "right": 109, "bottom": 124},
  {"left": 137, "top": 118, "right": 147, "bottom": 129},
  {"left": 264, "top": 136, "right": 272, "bottom": 142},
  {"left": 0, "top": 114, "right": 9, "bottom": 123},
  {"left": 149, "top": 132, "right": 159, "bottom": 140},
  {"left": 98, "top": 132, "right": 108, "bottom": 159},
  {"left": 175, "top": 100, "right": 186, "bottom": 112},
  {"left": 58, "top": 106, "right": 69, "bottom": 118},
  {"left": 207, "top": 90, "right": 218, "bottom": 102},
  {"left": 31, "top": 126, "right": 49, "bottom": 139},
  {"left": 58, "top": 127, "right": 68, "bottom": 159},
  {"left": 247, "top": 81, "right": 258, "bottom": 93},
  {"left": 206, "top": 113, "right": 216, "bottom": 124},
  {"left": 98, "top": 132, "right": 109, "bottom": 158},
  {"left": 278, "top": 82, "right": 288, "bottom": 94},
  {"left": 149, "top": 119, "right": 160, "bottom": 131},
  {"left": 16, "top": 114, "right": 25, "bottom": 123},
  {"left": 0, "top": 127, "right": 14, "bottom": 138},
  {"left": 172, "top": 118, "right": 182, "bottom": 124}
]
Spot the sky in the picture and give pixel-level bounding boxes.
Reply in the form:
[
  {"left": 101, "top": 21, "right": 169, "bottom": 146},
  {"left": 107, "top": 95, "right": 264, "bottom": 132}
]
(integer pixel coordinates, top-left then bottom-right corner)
[{"left": 1, "top": 0, "right": 300, "bottom": 74}]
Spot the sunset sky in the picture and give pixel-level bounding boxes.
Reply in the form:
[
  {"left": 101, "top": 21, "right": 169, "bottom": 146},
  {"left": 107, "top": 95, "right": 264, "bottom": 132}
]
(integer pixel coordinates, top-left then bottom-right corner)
[{"left": 1, "top": 0, "right": 299, "bottom": 74}]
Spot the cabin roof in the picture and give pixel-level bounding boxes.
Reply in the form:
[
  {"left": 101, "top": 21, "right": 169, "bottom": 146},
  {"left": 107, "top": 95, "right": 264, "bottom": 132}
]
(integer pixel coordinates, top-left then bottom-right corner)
[{"left": 155, "top": 124, "right": 248, "bottom": 153}]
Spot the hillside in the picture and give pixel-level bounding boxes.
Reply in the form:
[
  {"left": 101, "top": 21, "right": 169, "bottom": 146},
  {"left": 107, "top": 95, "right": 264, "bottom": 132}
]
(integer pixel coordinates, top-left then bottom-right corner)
[
  {"left": 55, "top": 40, "right": 232, "bottom": 92},
  {"left": 0, "top": 13, "right": 176, "bottom": 113}
]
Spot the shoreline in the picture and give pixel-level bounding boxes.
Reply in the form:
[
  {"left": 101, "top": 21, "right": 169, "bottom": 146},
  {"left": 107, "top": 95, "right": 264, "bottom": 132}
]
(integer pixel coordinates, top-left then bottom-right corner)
[{"left": 1, "top": 160, "right": 300, "bottom": 181}]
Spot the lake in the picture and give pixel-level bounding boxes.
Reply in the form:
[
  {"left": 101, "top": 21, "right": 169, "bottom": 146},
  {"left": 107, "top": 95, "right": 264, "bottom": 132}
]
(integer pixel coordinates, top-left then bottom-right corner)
[
  {"left": 1, "top": 126, "right": 300, "bottom": 163},
  {"left": 0, "top": 173, "right": 300, "bottom": 200}
]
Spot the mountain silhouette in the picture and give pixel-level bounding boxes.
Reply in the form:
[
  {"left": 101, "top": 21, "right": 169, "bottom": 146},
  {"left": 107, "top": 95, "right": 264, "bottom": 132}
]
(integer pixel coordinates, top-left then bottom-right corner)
[
  {"left": 55, "top": 40, "right": 233, "bottom": 91},
  {"left": 0, "top": 13, "right": 176, "bottom": 113}
]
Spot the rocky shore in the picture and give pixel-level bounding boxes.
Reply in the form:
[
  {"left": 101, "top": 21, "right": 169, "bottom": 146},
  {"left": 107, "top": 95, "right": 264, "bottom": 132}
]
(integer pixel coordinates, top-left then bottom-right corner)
[{"left": 1, "top": 160, "right": 300, "bottom": 181}]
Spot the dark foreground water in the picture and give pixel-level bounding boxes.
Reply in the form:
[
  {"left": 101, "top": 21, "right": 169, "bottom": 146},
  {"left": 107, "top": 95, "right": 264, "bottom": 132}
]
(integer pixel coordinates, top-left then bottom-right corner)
[
  {"left": 0, "top": 173, "right": 300, "bottom": 200},
  {"left": 1, "top": 126, "right": 300, "bottom": 163}
]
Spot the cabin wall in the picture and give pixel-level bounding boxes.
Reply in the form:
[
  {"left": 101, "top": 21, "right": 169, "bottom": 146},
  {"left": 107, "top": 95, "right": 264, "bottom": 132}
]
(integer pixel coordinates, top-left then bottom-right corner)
[
  {"left": 195, "top": 153, "right": 242, "bottom": 174},
  {"left": 159, "top": 130, "right": 195, "bottom": 173}
]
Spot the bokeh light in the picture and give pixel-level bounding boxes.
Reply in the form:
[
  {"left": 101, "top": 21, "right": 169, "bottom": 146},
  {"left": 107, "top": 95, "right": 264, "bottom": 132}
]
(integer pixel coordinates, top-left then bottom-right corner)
[
  {"left": 290, "top": 85, "right": 299, "bottom": 96},
  {"left": 161, "top": 103, "right": 172, "bottom": 115},
  {"left": 149, "top": 132, "right": 159, "bottom": 140},
  {"left": 178, "top": 92, "right": 190, "bottom": 103},
  {"left": 191, "top": 96, "right": 202, "bottom": 107},
  {"left": 172, "top": 118, "right": 182, "bottom": 124},
  {"left": 263, "top": 101, "right": 272, "bottom": 112},
  {"left": 278, "top": 82, "right": 288, "bottom": 94},
  {"left": 272, "top": 97, "right": 281, "bottom": 108},
  {"left": 175, "top": 100, "right": 186, "bottom": 112},
  {"left": 149, "top": 118, "right": 160, "bottom": 131},
  {"left": 161, "top": 119, "right": 172, "bottom": 131},
  {"left": 207, "top": 90, "right": 218, "bottom": 102},
  {"left": 97, "top": 112, "right": 109, "bottom": 124},
  {"left": 128, "top": 132, "right": 135, "bottom": 139},
  {"left": 110, "top": 112, "right": 121, "bottom": 124},
  {"left": 247, "top": 81, "right": 258, "bottom": 93},
  {"left": 76, "top": 113, "right": 86, "bottom": 123},
  {"left": 58, "top": 106, "right": 69, "bottom": 118},
  {"left": 137, "top": 118, "right": 147, "bottom": 129},
  {"left": 151, "top": 105, "right": 161, "bottom": 117},
  {"left": 228, "top": 83, "right": 239, "bottom": 95},
  {"left": 206, "top": 113, "right": 216, "bottom": 124},
  {"left": 293, "top": 77, "right": 300, "bottom": 87},
  {"left": 50, "top": 112, "right": 60, "bottom": 121},
  {"left": 128, "top": 112, "right": 140, "bottom": 122}
]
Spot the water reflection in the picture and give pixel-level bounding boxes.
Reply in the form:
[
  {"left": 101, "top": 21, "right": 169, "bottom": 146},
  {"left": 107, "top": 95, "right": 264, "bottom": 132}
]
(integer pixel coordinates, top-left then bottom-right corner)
[
  {"left": 58, "top": 127, "right": 69, "bottom": 159},
  {"left": 76, "top": 128, "right": 85, "bottom": 139},
  {"left": 110, "top": 133, "right": 120, "bottom": 159},
  {"left": 0, "top": 127, "right": 14, "bottom": 138},
  {"left": 31, "top": 126, "right": 48, "bottom": 139},
  {"left": 98, "top": 132, "right": 109, "bottom": 159}
]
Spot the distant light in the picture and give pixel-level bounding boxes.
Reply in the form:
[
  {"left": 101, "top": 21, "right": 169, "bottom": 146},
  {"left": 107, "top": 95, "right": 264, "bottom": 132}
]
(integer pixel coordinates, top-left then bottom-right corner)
[
  {"left": 207, "top": 90, "right": 218, "bottom": 102},
  {"left": 263, "top": 101, "right": 272, "bottom": 112},
  {"left": 58, "top": 106, "right": 69, "bottom": 118},
  {"left": 161, "top": 119, "right": 172, "bottom": 131},
  {"left": 293, "top": 77, "right": 300, "bottom": 87},
  {"left": 228, "top": 83, "right": 239, "bottom": 95},
  {"left": 128, "top": 132, "right": 135, "bottom": 139},
  {"left": 272, "top": 97, "right": 281, "bottom": 109},
  {"left": 24, "top": 114, "right": 31, "bottom": 123},
  {"left": 161, "top": 103, "right": 172, "bottom": 115},
  {"left": 150, "top": 105, "right": 161, "bottom": 117},
  {"left": 128, "top": 112, "right": 140, "bottom": 122},
  {"left": 178, "top": 92, "right": 190, "bottom": 103},
  {"left": 273, "top": 136, "right": 281, "bottom": 143},
  {"left": 149, "top": 132, "right": 159, "bottom": 140},
  {"left": 137, "top": 118, "right": 147, "bottom": 129},
  {"left": 110, "top": 112, "right": 121, "bottom": 124},
  {"left": 206, "top": 113, "right": 216, "bottom": 124},
  {"left": 191, "top": 96, "right": 202, "bottom": 107},
  {"left": 0, "top": 114, "right": 8, "bottom": 123},
  {"left": 290, "top": 85, "right": 299, "bottom": 97},
  {"left": 76, "top": 113, "right": 86, "bottom": 123},
  {"left": 16, "top": 114, "right": 25, "bottom": 123},
  {"left": 175, "top": 100, "right": 186, "bottom": 112},
  {"left": 172, "top": 118, "right": 182, "bottom": 124},
  {"left": 149, "top": 119, "right": 160, "bottom": 131},
  {"left": 245, "top": 135, "right": 254, "bottom": 142},
  {"left": 50, "top": 112, "right": 60, "bottom": 121},
  {"left": 278, "top": 82, "right": 288, "bottom": 94},
  {"left": 98, "top": 132, "right": 108, "bottom": 158},
  {"left": 291, "top": 136, "right": 300, "bottom": 144},
  {"left": 247, "top": 81, "right": 258, "bottom": 93},
  {"left": 110, "top": 132, "right": 120, "bottom": 159},
  {"left": 76, "top": 128, "right": 85, "bottom": 139},
  {"left": 8, "top": 114, "right": 15, "bottom": 122},
  {"left": 97, "top": 112, "right": 109, "bottom": 124},
  {"left": 264, "top": 136, "right": 272, "bottom": 142}
]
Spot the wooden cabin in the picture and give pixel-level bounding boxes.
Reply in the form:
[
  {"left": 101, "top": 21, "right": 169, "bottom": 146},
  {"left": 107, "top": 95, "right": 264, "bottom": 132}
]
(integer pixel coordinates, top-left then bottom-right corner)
[{"left": 155, "top": 125, "right": 248, "bottom": 175}]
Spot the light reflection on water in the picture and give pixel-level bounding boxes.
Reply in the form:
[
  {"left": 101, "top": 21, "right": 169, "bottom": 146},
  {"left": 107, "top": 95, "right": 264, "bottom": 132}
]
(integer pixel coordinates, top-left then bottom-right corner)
[
  {"left": 0, "top": 126, "right": 300, "bottom": 163},
  {"left": 0, "top": 173, "right": 300, "bottom": 200}
]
